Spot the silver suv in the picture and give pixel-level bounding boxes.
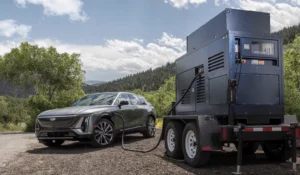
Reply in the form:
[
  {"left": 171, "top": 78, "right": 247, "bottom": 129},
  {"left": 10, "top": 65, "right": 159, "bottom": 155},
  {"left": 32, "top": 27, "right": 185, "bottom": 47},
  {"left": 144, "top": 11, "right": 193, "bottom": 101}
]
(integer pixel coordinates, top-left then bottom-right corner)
[{"left": 35, "top": 92, "right": 156, "bottom": 147}]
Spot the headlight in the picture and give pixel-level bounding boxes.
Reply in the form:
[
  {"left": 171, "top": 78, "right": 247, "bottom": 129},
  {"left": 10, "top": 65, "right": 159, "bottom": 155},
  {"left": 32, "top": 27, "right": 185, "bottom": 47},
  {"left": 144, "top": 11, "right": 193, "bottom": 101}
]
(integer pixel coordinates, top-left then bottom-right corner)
[
  {"left": 75, "top": 114, "right": 91, "bottom": 132},
  {"left": 35, "top": 118, "right": 40, "bottom": 133},
  {"left": 81, "top": 116, "right": 89, "bottom": 132}
]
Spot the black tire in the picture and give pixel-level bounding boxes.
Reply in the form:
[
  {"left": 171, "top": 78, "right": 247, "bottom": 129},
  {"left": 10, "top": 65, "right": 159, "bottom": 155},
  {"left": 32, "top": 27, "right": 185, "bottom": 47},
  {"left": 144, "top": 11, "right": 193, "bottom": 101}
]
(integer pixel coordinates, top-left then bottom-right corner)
[
  {"left": 142, "top": 116, "right": 156, "bottom": 138},
  {"left": 42, "top": 140, "right": 64, "bottom": 147},
  {"left": 182, "top": 122, "right": 210, "bottom": 167},
  {"left": 164, "top": 121, "right": 184, "bottom": 159},
  {"left": 234, "top": 142, "right": 259, "bottom": 155},
  {"left": 262, "top": 141, "right": 291, "bottom": 161},
  {"left": 90, "top": 118, "right": 115, "bottom": 148}
]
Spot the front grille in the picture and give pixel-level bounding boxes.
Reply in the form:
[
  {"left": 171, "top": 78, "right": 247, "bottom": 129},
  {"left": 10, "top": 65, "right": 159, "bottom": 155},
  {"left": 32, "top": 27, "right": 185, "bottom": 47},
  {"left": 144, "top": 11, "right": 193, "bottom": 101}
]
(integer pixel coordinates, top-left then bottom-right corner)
[{"left": 38, "top": 116, "right": 78, "bottom": 128}]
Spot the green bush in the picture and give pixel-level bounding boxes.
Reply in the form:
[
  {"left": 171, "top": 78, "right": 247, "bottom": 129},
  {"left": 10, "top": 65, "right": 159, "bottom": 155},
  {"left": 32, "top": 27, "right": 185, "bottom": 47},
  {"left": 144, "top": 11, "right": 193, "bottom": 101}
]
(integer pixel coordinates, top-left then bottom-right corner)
[
  {"left": 132, "top": 77, "right": 175, "bottom": 118},
  {"left": 0, "top": 122, "right": 25, "bottom": 132},
  {"left": 0, "top": 96, "right": 30, "bottom": 125}
]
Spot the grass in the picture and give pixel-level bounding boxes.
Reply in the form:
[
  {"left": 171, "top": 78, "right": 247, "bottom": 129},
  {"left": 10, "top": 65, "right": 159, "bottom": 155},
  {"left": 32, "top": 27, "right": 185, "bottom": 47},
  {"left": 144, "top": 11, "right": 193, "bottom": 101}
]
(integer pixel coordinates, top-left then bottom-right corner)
[
  {"left": 156, "top": 118, "right": 163, "bottom": 128},
  {"left": 0, "top": 122, "right": 26, "bottom": 132}
]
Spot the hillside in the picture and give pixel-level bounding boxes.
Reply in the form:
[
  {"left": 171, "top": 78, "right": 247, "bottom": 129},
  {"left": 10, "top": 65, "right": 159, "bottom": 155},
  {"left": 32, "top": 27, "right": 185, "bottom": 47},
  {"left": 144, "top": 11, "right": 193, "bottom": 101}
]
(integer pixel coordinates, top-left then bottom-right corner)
[
  {"left": 87, "top": 62, "right": 176, "bottom": 93},
  {"left": 272, "top": 24, "right": 300, "bottom": 45},
  {"left": 89, "top": 24, "right": 300, "bottom": 93}
]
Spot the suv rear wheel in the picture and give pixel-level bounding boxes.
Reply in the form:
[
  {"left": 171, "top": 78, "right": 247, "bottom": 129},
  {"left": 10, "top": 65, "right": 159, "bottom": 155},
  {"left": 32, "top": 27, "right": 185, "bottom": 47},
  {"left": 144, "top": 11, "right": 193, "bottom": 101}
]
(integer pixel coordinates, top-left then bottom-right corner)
[
  {"left": 91, "top": 118, "right": 115, "bottom": 148},
  {"left": 142, "top": 116, "right": 156, "bottom": 138}
]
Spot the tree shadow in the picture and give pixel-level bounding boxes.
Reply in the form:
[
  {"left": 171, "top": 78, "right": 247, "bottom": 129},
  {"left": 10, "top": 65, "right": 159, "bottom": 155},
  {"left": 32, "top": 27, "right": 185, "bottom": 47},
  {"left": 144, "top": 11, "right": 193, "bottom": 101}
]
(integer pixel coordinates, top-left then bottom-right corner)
[{"left": 27, "top": 134, "right": 146, "bottom": 155}]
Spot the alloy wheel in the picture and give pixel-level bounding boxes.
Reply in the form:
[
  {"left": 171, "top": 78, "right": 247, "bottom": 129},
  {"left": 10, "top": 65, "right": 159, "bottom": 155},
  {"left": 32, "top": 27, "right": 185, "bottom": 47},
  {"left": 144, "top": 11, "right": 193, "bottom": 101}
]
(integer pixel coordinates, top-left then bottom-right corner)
[
  {"left": 148, "top": 117, "right": 156, "bottom": 136},
  {"left": 94, "top": 121, "right": 114, "bottom": 146}
]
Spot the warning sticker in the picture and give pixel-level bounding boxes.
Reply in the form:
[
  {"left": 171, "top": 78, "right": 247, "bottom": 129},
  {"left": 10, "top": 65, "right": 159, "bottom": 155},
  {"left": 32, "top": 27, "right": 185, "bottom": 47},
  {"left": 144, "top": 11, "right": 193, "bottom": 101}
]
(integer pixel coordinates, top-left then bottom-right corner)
[
  {"left": 251, "top": 60, "right": 265, "bottom": 65},
  {"left": 251, "top": 60, "right": 258, "bottom": 65},
  {"left": 235, "top": 45, "right": 239, "bottom": 53},
  {"left": 258, "top": 60, "right": 265, "bottom": 65},
  {"left": 244, "top": 44, "right": 250, "bottom": 50}
]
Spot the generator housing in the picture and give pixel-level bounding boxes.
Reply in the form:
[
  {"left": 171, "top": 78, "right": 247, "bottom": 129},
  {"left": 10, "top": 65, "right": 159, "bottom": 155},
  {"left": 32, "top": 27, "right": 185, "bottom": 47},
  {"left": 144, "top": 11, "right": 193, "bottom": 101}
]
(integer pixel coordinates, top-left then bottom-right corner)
[{"left": 175, "top": 8, "right": 284, "bottom": 125}]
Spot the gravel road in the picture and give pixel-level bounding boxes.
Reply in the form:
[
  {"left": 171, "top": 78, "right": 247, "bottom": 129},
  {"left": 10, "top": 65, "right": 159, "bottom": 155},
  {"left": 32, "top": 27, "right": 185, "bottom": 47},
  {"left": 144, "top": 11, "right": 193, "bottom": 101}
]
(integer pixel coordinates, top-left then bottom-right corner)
[{"left": 0, "top": 130, "right": 300, "bottom": 175}]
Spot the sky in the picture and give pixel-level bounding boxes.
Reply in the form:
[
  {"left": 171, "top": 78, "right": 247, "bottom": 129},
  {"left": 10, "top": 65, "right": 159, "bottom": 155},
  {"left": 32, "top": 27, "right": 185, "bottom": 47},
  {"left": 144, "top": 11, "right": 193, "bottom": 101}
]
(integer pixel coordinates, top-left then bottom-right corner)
[{"left": 0, "top": 0, "right": 299, "bottom": 82}]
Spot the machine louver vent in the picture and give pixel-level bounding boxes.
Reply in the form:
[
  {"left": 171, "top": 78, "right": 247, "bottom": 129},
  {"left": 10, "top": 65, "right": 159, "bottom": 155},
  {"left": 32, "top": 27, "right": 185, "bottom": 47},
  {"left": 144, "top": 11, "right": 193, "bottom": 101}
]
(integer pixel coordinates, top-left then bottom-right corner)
[
  {"left": 181, "top": 89, "right": 191, "bottom": 104},
  {"left": 208, "top": 52, "right": 224, "bottom": 72},
  {"left": 196, "top": 74, "right": 205, "bottom": 103}
]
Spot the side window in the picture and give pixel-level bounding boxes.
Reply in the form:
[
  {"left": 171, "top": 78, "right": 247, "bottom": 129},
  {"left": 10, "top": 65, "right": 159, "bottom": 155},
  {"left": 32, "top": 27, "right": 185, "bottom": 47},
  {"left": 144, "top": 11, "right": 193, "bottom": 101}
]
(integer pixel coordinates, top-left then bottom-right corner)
[
  {"left": 128, "top": 94, "right": 140, "bottom": 105},
  {"left": 118, "top": 93, "right": 130, "bottom": 104},
  {"left": 137, "top": 96, "right": 146, "bottom": 105}
]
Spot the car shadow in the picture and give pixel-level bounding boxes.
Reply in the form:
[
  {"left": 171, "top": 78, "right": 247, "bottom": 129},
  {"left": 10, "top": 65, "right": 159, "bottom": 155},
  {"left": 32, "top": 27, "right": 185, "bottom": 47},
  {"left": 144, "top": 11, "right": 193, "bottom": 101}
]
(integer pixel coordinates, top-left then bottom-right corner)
[
  {"left": 157, "top": 149, "right": 300, "bottom": 175},
  {"left": 27, "top": 134, "right": 146, "bottom": 155}
]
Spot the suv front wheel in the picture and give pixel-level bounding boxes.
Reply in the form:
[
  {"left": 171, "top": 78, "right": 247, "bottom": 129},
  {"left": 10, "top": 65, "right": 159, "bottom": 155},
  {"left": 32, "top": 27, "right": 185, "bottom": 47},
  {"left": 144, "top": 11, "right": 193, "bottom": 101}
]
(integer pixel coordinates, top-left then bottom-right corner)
[{"left": 91, "top": 118, "right": 115, "bottom": 148}]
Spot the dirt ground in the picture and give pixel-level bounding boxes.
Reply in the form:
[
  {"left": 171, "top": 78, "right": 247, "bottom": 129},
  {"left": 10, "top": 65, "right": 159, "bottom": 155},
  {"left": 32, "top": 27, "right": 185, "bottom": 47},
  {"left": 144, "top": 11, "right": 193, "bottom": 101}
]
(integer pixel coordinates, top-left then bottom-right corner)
[{"left": 0, "top": 130, "right": 300, "bottom": 175}]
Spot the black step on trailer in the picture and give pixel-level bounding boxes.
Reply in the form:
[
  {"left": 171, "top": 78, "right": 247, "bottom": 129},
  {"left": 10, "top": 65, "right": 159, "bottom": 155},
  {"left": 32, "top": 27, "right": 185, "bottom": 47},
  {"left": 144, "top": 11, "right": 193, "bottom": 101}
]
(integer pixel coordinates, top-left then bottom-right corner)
[{"left": 162, "top": 8, "right": 299, "bottom": 174}]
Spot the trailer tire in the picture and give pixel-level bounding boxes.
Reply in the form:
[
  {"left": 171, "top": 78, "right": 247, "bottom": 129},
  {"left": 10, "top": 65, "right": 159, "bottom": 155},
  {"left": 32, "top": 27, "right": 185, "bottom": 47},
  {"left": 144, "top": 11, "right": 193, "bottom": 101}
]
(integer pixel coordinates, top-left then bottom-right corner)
[
  {"left": 262, "top": 141, "right": 291, "bottom": 161},
  {"left": 182, "top": 122, "right": 210, "bottom": 167},
  {"left": 164, "top": 121, "right": 184, "bottom": 159},
  {"left": 234, "top": 142, "right": 259, "bottom": 155}
]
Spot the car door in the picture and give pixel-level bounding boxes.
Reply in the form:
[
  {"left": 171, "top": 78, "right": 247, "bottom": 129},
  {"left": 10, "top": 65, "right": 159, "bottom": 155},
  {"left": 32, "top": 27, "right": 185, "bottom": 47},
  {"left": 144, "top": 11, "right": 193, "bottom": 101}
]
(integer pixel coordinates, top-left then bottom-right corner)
[
  {"left": 128, "top": 93, "right": 148, "bottom": 127},
  {"left": 115, "top": 93, "right": 134, "bottom": 129}
]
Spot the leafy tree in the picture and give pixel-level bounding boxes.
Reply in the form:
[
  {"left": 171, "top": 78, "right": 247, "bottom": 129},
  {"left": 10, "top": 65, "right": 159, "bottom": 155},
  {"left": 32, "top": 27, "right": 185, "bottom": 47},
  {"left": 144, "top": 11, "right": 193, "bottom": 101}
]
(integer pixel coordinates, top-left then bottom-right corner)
[
  {"left": 132, "top": 76, "right": 175, "bottom": 118},
  {"left": 0, "top": 42, "right": 85, "bottom": 102},
  {"left": 284, "top": 36, "right": 300, "bottom": 120},
  {"left": 0, "top": 42, "right": 85, "bottom": 131}
]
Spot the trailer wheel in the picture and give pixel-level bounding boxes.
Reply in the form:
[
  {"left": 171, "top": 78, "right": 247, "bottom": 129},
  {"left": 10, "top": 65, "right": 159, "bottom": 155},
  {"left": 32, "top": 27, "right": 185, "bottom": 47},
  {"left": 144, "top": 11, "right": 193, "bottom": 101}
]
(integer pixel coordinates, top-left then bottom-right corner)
[
  {"left": 164, "top": 121, "right": 183, "bottom": 158},
  {"left": 234, "top": 142, "right": 259, "bottom": 155},
  {"left": 262, "top": 141, "right": 291, "bottom": 161},
  {"left": 182, "top": 122, "right": 210, "bottom": 167}
]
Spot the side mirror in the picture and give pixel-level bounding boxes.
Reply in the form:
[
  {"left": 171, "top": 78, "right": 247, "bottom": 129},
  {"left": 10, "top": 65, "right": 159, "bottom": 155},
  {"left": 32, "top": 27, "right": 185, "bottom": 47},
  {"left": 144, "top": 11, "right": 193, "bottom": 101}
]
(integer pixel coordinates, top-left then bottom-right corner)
[{"left": 118, "top": 101, "right": 129, "bottom": 108}]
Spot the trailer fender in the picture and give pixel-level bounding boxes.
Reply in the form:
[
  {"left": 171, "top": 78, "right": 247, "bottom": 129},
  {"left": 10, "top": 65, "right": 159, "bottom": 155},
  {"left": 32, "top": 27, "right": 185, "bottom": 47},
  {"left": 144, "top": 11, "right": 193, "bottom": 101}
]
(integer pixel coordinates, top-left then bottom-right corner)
[
  {"left": 197, "top": 115, "right": 222, "bottom": 151},
  {"left": 284, "top": 115, "right": 298, "bottom": 124}
]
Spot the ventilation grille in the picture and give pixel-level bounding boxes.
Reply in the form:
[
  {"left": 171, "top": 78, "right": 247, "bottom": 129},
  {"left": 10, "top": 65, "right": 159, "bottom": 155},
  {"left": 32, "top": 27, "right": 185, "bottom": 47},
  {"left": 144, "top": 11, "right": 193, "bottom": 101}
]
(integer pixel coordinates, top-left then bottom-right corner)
[
  {"left": 181, "top": 89, "right": 191, "bottom": 104},
  {"left": 196, "top": 74, "right": 205, "bottom": 103},
  {"left": 208, "top": 52, "right": 224, "bottom": 72}
]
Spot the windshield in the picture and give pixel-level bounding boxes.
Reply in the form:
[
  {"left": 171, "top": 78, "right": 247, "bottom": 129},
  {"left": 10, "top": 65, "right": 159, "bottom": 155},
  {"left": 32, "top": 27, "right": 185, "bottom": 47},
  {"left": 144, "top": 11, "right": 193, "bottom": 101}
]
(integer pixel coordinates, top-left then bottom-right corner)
[{"left": 72, "top": 93, "right": 118, "bottom": 106}]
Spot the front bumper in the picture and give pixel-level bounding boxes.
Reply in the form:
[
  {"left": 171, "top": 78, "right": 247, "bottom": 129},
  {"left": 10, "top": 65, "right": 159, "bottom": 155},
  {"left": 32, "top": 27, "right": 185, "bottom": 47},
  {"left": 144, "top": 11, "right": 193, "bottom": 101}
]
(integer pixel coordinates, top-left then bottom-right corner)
[{"left": 36, "top": 128, "right": 93, "bottom": 141}]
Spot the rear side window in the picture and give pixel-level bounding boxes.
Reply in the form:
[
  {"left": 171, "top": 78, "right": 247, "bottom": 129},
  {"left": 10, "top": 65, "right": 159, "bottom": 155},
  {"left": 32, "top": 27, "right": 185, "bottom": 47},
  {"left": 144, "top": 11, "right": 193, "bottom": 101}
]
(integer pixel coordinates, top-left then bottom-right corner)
[
  {"left": 138, "top": 95, "right": 151, "bottom": 106},
  {"left": 128, "top": 94, "right": 140, "bottom": 105}
]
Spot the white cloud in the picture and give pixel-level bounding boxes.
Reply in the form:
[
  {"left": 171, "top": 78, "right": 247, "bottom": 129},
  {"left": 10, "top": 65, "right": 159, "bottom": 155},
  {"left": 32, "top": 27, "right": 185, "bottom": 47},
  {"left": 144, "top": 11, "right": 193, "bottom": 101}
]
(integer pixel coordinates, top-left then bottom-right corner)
[
  {"left": 164, "top": 0, "right": 206, "bottom": 8},
  {"left": 0, "top": 20, "right": 31, "bottom": 38},
  {"left": 215, "top": 0, "right": 229, "bottom": 6},
  {"left": 0, "top": 33, "right": 186, "bottom": 80},
  {"left": 237, "top": 0, "right": 300, "bottom": 32},
  {"left": 14, "top": 0, "right": 88, "bottom": 22},
  {"left": 287, "top": 0, "right": 300, "bottom": 6},
  {"left": 158, "top": 32, "right": 186, "bottom": 52}
]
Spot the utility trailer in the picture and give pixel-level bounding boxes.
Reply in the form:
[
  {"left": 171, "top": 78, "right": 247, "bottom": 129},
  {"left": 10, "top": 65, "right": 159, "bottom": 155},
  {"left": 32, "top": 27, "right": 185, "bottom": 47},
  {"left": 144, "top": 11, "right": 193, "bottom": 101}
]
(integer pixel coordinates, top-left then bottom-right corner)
[{"left": 162, "top": 8, "right": 299, "bottom": 173}]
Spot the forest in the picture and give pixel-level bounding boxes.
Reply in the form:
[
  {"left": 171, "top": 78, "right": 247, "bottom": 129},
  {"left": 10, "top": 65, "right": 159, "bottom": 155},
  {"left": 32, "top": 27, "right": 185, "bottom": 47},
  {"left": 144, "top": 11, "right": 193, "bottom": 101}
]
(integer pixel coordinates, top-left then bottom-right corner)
[{"left": 0, "top": 24, "right": 300, "bottom": 132}]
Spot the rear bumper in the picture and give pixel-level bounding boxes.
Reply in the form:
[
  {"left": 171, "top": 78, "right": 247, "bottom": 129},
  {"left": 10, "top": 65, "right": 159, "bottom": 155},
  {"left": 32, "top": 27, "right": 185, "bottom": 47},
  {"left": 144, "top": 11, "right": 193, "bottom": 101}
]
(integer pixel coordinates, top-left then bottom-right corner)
[
  {"left": 36, "top": 128, "right": 93, "bottom": 141},
  {"left": 220, "top": 124, "right": 297, "bottom": 142}
]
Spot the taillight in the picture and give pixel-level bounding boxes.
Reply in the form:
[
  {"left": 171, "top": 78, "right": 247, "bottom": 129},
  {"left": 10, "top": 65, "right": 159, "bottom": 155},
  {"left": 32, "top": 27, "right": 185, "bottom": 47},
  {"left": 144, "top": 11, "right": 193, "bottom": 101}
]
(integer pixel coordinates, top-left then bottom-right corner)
[{"left": 296, "top": 128, "right": 300, "bottom": 138}]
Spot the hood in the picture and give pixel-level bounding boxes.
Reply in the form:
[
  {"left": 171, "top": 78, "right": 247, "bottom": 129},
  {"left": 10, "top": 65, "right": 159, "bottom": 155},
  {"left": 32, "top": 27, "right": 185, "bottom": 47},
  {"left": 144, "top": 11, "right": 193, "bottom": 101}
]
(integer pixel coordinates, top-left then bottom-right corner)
[{"left": 38, "top": 105, "right": 114, "bottom": 117}]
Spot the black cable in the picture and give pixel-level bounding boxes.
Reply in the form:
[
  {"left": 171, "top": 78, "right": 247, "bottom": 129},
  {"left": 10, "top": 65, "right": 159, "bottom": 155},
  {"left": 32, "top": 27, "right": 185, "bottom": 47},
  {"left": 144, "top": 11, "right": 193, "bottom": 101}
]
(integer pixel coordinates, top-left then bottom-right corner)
[
  {"left": 235, "top": 62, "right": 243, "bottom": 94},
  {"left": 116, "top": 72, "right": 202, "bottom": 153}
]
